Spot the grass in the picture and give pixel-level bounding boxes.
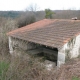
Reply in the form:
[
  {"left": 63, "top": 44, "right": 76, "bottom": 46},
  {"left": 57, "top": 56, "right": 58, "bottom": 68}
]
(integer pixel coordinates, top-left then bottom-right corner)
[
  {"left": 72, "top": 77, "right": 80, "bottom": 80},
  {"left": 0, "top": 61, "right": 10, "bottom": 80}
]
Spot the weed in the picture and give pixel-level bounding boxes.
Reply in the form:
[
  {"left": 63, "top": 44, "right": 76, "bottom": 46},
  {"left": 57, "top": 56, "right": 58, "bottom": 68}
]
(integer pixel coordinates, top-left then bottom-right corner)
[
  {"left": 72, "top": 76, "right": 80, "bottom": 80},
  {"left": 0, "top": 61, "right": 9, "bottom": 80}
]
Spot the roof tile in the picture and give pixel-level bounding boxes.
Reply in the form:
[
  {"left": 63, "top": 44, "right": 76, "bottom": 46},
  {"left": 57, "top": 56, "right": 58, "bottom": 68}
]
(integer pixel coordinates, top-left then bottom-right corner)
[{"left": 7, "top": 19, "right": 80, "bottom": 49}]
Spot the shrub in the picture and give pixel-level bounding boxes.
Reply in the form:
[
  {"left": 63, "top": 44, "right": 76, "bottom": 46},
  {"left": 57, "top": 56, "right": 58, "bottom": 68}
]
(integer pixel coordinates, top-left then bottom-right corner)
[
  {"left": 0, "top": 17, "right": 17, "bottom": 55},
  {"left": 17, "top": 12, "right": 36, "bottom": 28},
  {"left": 45, "top": 9, "right": 54, "bottom": 19}
]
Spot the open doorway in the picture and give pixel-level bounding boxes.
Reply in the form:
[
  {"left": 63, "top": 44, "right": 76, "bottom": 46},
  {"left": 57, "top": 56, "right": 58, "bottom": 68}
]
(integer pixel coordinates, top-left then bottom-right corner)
[
  {"left": 28, "top": 44, "right": 58, "bottom": 66},
  {"left": 40, "top": 45, "right": 58, "bottom": 65}
]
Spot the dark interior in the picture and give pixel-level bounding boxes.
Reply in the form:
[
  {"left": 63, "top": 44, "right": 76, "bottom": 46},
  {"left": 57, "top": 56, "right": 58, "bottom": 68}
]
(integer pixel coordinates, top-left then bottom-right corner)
[{"left": 34, "top": 45, "right": 58, "bottom": 65}]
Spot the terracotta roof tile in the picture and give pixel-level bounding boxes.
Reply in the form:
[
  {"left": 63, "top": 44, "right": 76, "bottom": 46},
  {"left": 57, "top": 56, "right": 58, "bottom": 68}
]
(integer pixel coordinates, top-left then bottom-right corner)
[{"left": 7, "top": 19, "right": 80, "bottom": 49}]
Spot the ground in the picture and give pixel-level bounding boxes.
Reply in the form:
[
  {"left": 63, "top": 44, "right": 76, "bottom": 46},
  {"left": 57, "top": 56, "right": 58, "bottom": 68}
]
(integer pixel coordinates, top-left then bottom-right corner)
[
  {"left": 54, "top": 58, "right": 80, "bottom": 80},
  {"left": 1, "top": 48, "right": 80, "bottom": 80}
]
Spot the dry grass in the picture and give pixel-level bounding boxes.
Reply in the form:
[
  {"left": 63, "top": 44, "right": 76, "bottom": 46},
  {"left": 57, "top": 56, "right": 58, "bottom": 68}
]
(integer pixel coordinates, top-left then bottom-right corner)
[
  {"left": 5, "top": 49, "right": 57, "bottom": 80},
  {"left": 0, "top": 17, "right": 17, "bottom": 55},
  {"left": 52, "top": 58, "right": 80, "bottom": 80}
]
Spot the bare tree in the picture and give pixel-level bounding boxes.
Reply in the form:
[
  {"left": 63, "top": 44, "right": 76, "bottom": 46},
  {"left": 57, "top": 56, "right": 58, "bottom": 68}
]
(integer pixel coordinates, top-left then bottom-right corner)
[
  {"left": 26, "top": 3, "right": 40, "bottom": 12},
  {"left": 16, "top": 3, "right": 40, "bottom": 28},
  {"left": 16, "top": 12, "right": 36, "bottom": 28}
]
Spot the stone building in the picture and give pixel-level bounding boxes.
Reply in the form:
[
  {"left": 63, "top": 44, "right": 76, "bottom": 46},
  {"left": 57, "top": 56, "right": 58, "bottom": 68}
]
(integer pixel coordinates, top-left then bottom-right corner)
[{"left": 7, "top": 19, "right": 80, "bottom": 67}]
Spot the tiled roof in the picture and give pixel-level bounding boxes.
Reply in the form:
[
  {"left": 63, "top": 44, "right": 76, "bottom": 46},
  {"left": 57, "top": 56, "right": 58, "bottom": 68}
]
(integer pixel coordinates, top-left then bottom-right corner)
[{"left": 7, "top": 19, "right": 80, "bottom": 49}]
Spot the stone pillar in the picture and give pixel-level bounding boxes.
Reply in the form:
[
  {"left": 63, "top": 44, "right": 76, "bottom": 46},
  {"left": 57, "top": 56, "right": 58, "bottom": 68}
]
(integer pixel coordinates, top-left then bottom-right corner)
[
  {"left": 9, "top": 36, "right": 14, "bottom": 54},
  {"left": 57, "top": 52, "right": 65, "bottom": 67}
]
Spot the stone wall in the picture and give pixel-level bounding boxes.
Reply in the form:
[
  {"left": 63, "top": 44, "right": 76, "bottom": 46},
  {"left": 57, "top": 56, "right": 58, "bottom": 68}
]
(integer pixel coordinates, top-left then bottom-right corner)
[
  {"left": 8, "top": 36, "right": 36, "bottom": 54},
  {"left": 57, "top": 34, "right": 80, "bottom": 67}
]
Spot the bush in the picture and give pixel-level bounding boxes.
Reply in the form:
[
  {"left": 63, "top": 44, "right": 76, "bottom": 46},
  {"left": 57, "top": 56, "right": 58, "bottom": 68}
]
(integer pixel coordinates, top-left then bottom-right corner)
[
  {"left": 17, "top": 12, "right": 36, "bottom": 28},
  {"left": 0, "top": 17, "right": 17, "bottom": 55},
  {"left": 45, "top": 9, "right": 54, "bottom": 19}
]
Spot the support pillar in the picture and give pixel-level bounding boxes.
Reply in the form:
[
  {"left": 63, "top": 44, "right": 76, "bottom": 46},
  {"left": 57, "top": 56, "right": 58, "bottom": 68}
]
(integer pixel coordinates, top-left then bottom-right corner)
[
  {"left": 9, "top": 36, "right": 14, "bottom": 54},
  {"left": 57, "top": 52, "right": 65, "bottom": 67}
]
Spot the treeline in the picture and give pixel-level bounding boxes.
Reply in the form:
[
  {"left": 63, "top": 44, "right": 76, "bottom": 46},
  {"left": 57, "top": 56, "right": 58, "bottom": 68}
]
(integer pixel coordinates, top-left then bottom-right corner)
[
  {"left": 0, "top": 10, "right": 80, "bottom": 28},
  {"left": 16, "top": 10, "right": 80, "bottom": 27},
  {"left": 0, "top": 11, "right": 23, "bottom": 18},
  {"left": 0, "top": 10, "right": 80, "bottom": 19},
  {"left": 53, "top": 10, "right": 80, "bottom": 19}
]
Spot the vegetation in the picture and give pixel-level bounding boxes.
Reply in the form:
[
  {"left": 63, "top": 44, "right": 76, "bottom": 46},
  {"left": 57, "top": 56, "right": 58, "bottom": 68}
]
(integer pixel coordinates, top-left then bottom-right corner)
[
  {"left": 17, "top": 12, "right": 36, "bottom": 28},
  {"left": 0, "top": 10, "right": 80, "bottom": 19},
  {"left": 72, "top": 77, "right": 80, "bottom": 80},
  {"left": 0, "top": 11, "right": 21, "bottom": 18},
  {"left": 26, "top": 3, "right": 40, "bottom": 12},
  {"left": 0, "top": 61, "right": 9, "bottom": 80},
  {"left": 45, "top": 9, "right": 54, "bottom": 19}
]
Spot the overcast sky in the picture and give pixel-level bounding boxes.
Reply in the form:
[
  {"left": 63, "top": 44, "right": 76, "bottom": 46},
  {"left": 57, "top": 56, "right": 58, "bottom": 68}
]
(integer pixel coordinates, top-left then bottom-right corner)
[{"left": 0, "top": 0, "right": 80, "bottom": 11}]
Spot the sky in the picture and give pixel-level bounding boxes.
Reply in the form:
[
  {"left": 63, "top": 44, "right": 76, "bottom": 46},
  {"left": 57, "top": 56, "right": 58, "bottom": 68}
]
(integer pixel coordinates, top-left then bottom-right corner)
[{"left": 0, "top": 0, "right": 80, "bottom": 11}]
